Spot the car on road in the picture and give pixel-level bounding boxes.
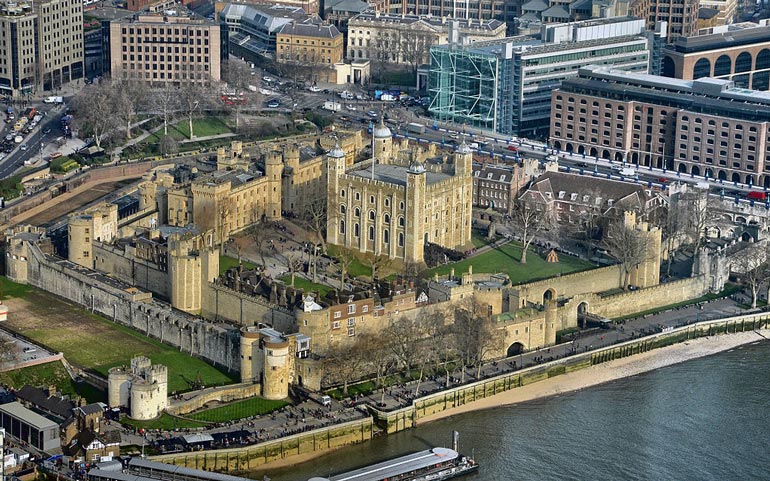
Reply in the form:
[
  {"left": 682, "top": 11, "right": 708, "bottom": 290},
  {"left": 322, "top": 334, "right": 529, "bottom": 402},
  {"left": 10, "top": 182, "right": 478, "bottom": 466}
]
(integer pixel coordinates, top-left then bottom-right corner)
[
  {"left": 262, "top": 76, "right": 273, "bottom": 82},
  {"left": 267, "top": 99, "right": 280, "bottom": 108},
  {"left": 449, "top": 132, "right": 459, "bottom": 139},
  {"left": 44, "top": 128, "right": 52, "bottom": 134},
  {"left": 322, "top": 89, "right": 331, "bottom": 94},
  {"left": 367, "top": 110, "right": 378, "bottom": 118},
  {"left": 346, "top": 104, "right": 356, "bottom": 111},
  {"left": 506, "top": 145, "right": 518, "bottom": 151},
  {"left": 20, "top": 144, "right": 27, "bottom": 151},
  {"left": 308, "top": 86, "right": 321, "bottom": 92},
  {"left": 338, "top": 115, "right": 350, "bottom": 122},
  {"left": 657, "top": 177, "right": 668, "bottom": 183}
]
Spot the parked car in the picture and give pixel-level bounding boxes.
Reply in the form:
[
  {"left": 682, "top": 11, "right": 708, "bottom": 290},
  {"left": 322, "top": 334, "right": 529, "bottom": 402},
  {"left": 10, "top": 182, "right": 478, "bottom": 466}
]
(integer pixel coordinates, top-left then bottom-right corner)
[
  {"left": 506, "top": 145, "right": 518, "bottom": 151},
  {"left": 267, "top": 99, "right": 280, "bottom": 108},
  {"left": 308, "top": 86, "right": 321, "bottom": 92}
]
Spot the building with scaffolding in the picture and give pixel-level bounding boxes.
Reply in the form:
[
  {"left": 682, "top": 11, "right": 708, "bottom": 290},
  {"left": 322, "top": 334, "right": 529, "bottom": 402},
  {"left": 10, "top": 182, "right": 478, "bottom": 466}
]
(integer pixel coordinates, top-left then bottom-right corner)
[{"left": 428, "top": 17, "right": 660, "bottom": 137}]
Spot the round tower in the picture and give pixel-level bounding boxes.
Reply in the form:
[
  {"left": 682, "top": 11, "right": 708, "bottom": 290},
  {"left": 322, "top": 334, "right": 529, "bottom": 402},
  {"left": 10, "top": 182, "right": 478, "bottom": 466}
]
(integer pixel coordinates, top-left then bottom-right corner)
[
  {"left": 265, "top": 150, "right": 283, "bottom": 220},
  {"left": 68, "top": 215, "right": 93, "bottom": 269},
  {"left": 107, "top": 367, "right": 131, "bottom": 408},
  {"left": 261, "top": 336, "right": 290, "bottom": 400},
  {"left": 372, "top": 118, "right": 392, "bottom": 162},
  {"left": 240, "top": 326, "right": 261, "bottom": 383},
  {"left": 284, "top": 143, "right": 300, "bottom": 171},
  {"left": 544, "top": 299, "right": 557, "bottom": 347},
  {"left": 129, "top": 381, "right": 163, "bottom": 420}
]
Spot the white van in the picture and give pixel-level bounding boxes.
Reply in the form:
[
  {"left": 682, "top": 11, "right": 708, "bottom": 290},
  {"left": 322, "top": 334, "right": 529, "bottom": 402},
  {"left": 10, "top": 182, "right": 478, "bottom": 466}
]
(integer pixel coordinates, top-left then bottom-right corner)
[{"left": 321, "top": 395, "right": 332, "bottom": 407}]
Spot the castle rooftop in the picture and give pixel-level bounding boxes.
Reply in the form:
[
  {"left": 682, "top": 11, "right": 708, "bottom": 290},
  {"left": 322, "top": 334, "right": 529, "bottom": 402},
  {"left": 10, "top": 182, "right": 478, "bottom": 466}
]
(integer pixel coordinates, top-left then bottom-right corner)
[{"left": 347, "top": 163, "right": 450, "bottom": 186}]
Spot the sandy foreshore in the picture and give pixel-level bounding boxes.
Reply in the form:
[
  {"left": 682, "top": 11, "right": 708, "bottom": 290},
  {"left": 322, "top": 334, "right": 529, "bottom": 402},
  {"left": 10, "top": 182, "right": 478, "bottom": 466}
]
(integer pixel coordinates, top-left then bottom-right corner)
[
  {"left": 418, "top": 329, "right": 770, "bottom": 424},
  {"left": 251, "top": 330, "right": 769, "bottom": 474}
]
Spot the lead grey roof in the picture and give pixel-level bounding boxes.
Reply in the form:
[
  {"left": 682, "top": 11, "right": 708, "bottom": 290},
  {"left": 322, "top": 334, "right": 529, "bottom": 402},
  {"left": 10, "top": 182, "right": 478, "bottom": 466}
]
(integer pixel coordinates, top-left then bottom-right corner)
[
  {"left": 278, "top": 21, "right": 341, "bottom": 38},
  {"left": 522, "top": 0, "right": 549, "bottom": 12},
  {"left": 325, "top": 448, "right": 459, "bottom": 481},
  {"left": 347, "top": 163, "right": 450, "bottom": 186},
  {"left": 128, "top": 457, "right": 251, "bottom": 481},
  {"left": 541, "top": 4, "right": 570, "bottom": 18}
]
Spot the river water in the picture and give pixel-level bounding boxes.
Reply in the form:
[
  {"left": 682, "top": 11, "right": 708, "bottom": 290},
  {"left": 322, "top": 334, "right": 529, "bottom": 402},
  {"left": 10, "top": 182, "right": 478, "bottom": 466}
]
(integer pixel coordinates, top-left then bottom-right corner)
[{"left": 254, "top": 340, "right": 770, "bottom": 481}]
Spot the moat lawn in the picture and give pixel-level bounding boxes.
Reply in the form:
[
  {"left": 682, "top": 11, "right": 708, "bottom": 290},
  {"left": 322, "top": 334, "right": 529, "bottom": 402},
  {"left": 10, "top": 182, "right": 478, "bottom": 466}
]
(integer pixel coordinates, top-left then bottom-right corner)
[
  {"left": 122, "top": 413, "right": 209, "bottom": 431},
  {"left": 1, "top": 278, "right": 238, "bottom": 393},
  {"left": 278, "top": 276, "right": 333, "bottom": 298},
  {"left": 187, "top": 397, "right": 288, "bottom": 423},
  {"left": 0, "top": 361, "right": 105, "bottom": 403},
  {"left": 426, "top": 240, "right": 596, "bottom": 284},
  {"left": 219, "top": 255, "right": 258, "bottom": 275}
]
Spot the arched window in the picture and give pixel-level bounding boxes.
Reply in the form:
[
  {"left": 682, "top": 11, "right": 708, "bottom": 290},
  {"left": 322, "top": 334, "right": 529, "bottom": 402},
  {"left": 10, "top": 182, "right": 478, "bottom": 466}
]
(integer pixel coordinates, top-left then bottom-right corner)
[
  {"left": 340, "top": 204, "right": 346, "bottom": 214},
  {"left": 354, "top": 207, "right": 360, "bottom": 217},
  {"left": 384, "top": 213, "right": 390, "bottom": 224},
  {"left": 384, "top": 229, "right": 389, "bottom": 243},
  {"left": 398, "top": 232, "right": 404, "bottom": 247},
  {"left": 368, "top": 210, "right": 375, "bottom": 221},
  {"left": 340, "top": 220, "right": 345, "bottom": 234},
  {"left": 693, "top": 58, "right": 711, "bottom": 79},
  {"left": 399, "top": 201, "right": 405, "bottom": 210},
  {"left": 340, "top": 189, "right": 345, "bottom": 198},
  {"left": 370, "top": 195, "right": 375, "bottom": 204},
  {"left": 714, "top": 55, "right": 731, "bottom": 77},
  {"left": 735, "top": 52, "right": 752, "bottom": 73},
  {"left": 384, "top": 198, "right": 390, "bottom": 207},
  {"left": 355, "top": 192, "right": 360, "bottom": 201},
  {"left": 368, "top": 225, "right": 375, "bottom": 240},
  {"left": 398, "top": 216, "right": 405, "bottom": 227},
  {"left": 354, "top": 223, "right": 360, "bottom": 237}
]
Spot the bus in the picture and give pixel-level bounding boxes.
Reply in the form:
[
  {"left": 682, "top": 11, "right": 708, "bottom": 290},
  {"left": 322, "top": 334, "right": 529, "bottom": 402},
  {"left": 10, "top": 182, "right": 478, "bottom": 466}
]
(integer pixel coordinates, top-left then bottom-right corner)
[{"left": 407, "top": 122, "right": 426, "bottom": 134}]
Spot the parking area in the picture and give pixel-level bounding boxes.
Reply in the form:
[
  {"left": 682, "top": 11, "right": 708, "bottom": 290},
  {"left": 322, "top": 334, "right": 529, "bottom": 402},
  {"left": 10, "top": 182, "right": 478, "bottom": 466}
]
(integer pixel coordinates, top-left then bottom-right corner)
[{"left": 0, "top": 328, "right": 60, "bottom": 372}]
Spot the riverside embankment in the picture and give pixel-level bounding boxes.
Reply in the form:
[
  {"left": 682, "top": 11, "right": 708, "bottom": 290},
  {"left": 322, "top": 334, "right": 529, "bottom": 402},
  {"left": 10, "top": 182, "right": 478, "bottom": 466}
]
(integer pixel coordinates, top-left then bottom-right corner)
[{"left": 154, "top": 312, "right": 770, "bottom": 472}]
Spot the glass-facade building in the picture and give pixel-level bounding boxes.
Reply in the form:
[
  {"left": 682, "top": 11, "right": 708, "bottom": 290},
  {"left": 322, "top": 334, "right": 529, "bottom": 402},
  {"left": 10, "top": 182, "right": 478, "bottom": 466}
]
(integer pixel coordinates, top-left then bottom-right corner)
[{"left": 428, "top": 18, "right": 657, "bottom": 137}]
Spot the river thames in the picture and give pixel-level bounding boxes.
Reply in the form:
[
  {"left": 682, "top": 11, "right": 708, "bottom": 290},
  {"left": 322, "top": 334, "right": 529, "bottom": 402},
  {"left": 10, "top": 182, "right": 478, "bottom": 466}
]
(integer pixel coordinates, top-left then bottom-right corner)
[{"left": 255, "top": 339, "right": 770, "bottom": 481}]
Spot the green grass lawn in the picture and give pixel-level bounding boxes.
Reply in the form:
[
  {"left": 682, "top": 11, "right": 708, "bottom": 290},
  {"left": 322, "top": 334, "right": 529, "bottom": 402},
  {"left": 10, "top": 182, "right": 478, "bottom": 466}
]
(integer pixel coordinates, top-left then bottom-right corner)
[
  {"left": 187, "top": 397, "right": 288, "bottom": 422},
  {"left": 219, "top": 255, "right": 258, "bottom": 275},
  {"left": 0, "top": 362, "right": 106, "bottom": 403},
  {"left": 470, "top": 231, "right": 492, "bottom": 248},
  {"left": 327, "top": 246, "right": 374, "bottom": 279},
  {"left": 279, "top": 276, "right": 333, "bottom": 298},
  {"left": 2, "top": 279, "right": 238, "bottom": 394},
  {"left": 122, "top": 413, "right": 209, "bottom": 430},
  {"left": 0, "top": 276, "right": 32, "bottom": 300},
  {"left": 425, "top": 240, "right": 595, "bottom": 285},
  {"left": 146, "top": 117, "right": 232, "bottom": 143}
]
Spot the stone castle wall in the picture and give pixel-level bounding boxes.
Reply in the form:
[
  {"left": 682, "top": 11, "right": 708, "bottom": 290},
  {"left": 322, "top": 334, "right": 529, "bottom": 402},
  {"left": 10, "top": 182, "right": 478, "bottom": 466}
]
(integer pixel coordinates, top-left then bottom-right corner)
[
  {"left": 202, "top": 283, "right": 296, "bottom": 332},
  {"left": 512, "top": 265, "right": 621, "bottom": 307},
  {"left": 166, "top": 383, "right": 262, "bottom": 416},
  {"left": 24, "top": 243, "right": 242, "bottom": 372},
  {"left": 592, "top": 276, "right": 708, "bottom": 319},
  {"left": 93, "top": 242, "right": 171, "bottom": 300}
]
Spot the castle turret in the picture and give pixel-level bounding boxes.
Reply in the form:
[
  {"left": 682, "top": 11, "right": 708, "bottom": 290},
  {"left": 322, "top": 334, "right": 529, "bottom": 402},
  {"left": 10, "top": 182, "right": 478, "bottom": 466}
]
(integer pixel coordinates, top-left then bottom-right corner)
[
  {"left": 544, "top": 299, "right": 557, "bottom": 346},
  {"left": 260, "top": 334, "right": 290, "bottom": 400},
  {"left": 372, "top": 118, "right": 392, "bottom": 163},
  {"left": 454, "top": 141, "right": 473, "bottom": 177},
  {"left": 284, "top": 143, "right": 300, "bottom": 172},
  {"left": 404, "top": 161, "right": 427, "bottom": 263},
  {"left": 265, "top": 150, "right": 283, "bottom": 221},
  {"left": 326, "top": 144, "right": 347, "bottom": 247},
  {"left": 240, "top": 326, "right": 260, "bottom": 383},
  {"left": 68, "top": 215, "right": 94, "bottom": 269}
]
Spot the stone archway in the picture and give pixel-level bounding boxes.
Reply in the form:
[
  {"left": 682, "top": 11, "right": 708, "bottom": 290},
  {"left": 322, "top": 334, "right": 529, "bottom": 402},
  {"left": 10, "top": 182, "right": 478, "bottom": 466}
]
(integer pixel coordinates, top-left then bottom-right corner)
[
  {"left": 543, "top": 288, "right": 556, "bottom": 304},
  {"left": 554, "top": 140, "right": 562, "bottom": 150},
  {"left": 507, "top": 342, "right": 525, "bottom": 356},
  {"left": 577, "top": 301, "right": 589, "bottom": 329},
  {"left": 578, "top": 145, "right": 586, "bottom": 155},
  {"left": 590, "top": 147, "right": 598, "bottom": 157}
]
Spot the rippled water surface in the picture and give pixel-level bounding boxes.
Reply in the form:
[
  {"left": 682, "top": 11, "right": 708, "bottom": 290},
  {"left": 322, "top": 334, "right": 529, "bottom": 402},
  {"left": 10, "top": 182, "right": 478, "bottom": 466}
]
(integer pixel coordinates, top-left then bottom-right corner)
[{"left": 253, "top": 341, "right": 770, "bottom": 481}]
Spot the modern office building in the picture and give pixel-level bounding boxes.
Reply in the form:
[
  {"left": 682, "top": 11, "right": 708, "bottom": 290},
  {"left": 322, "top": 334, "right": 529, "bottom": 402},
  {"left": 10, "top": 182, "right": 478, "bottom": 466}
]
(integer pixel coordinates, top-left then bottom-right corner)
[
  {"left": 108, "top": 13, "right": 227, "bottom": 83},
  {"left": 550, "top": 65, "right": 770, "bottom": 186},
  {"left": 0, "top": 0, "right": 83, "bottom": 98},
  {"left": 428, "top": 17, "right": 656, "bottom": 136},
  {"left": 661, "top": 21, "right": 770, "bottom": 90},
  {"left": 218, "top": 3, "right": 312, "bottom": 60},
  {"left": 629, "top": 0, "right": 699, "bottom": 39}
]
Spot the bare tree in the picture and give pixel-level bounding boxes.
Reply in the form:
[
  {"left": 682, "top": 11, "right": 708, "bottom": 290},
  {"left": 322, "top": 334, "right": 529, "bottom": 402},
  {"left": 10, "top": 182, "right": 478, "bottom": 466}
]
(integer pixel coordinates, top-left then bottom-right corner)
[
  {"left": 247, "top": 224, "right": 270, "bottom": 268},
  {"left": 179, "top": 81, "right": 208, "bottom": 140},
  {"left": 384, "top": 315, "right": 424, "bottom": 375},
  {"left": 300, "top": 198, "right": 327, "bottom": 253},
  {"left": 112, "top": 79, "right": 146, "bottom": 140},
  {"left": 358, "top": 332, "right": 395, "bottom": 405},
  {"left": 684, "top": 189, "right": 719, "bottom": 254},
  {"left": 363, "top": 254, "right": 392, "bottom": 280},
  {"left": 283, "top": 251, "right": 304, "bottom": 287},
  {"left": 662, "top": 195, "right": 689, "bottom": 276},
  {"left": 370, "top": 34, "right": 395, "bottom": 81},
  {"left": 152, "top": 83, "right": 179, "bottom": 136},
  {"left": 216, "top": 199, "right": 233, "bottom": 249},
  {"left": 332, "top": 249, "right": 356, "bottom": 290},
  {"left": 159, "top": 135, "right": 179, "bottom": 156},
  {"left": 452, "top": 298, "right": 503, "bottom": 380},
  {"left": 732, "top": 243, "right": 770, "bottom": 309},
  {"left": 399, "top": 29, "right": 435, "bottom": 76},
  {"left": 71, "top": 83, "right": 117, "bottom": 150},
  {"left": 326, "top": 338, "right": 368, "bottom": 395},
  {"left": 509, "top": 195, "right": 550, "bottom": 264},
  {"left": 603, "top": 221, "right": 652, "bottom": 290},
  {"left": 222, "top": 61, "right": 260, "bottom": 131},
  {"left": 425, "top": 308, "right": 455, "bottom": 388}
]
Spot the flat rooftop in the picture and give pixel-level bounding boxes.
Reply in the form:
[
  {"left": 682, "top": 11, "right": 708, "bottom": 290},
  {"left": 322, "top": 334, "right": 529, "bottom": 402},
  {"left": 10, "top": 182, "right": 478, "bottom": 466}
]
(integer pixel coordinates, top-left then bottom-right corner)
[
  {"left": 347, "top": 163, "right": 450, "bottom": 186},
  {"left": 0, "top": 402, "right": 59, "bottom": 431}
]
